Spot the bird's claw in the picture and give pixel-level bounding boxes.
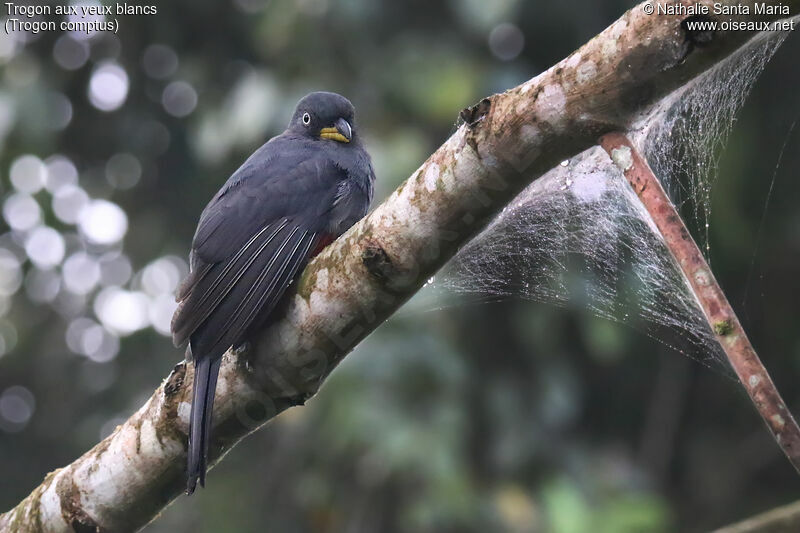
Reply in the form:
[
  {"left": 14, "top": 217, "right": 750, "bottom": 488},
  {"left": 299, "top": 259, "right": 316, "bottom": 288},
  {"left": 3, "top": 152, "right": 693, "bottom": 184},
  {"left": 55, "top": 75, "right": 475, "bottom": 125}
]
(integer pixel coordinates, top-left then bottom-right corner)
[
  {"left": 232, "top": 341, "right": 251, "bottom": 357},
  {"left": 288, "top": 391, "right": 314, "bottom": 407}
]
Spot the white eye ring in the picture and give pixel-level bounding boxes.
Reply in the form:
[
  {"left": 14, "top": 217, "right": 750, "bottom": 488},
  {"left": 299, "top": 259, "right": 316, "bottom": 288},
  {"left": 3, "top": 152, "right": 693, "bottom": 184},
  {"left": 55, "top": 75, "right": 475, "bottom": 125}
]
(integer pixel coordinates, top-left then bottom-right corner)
[{"left": 302, "top": 113, "right": 311, "bottom": 125}]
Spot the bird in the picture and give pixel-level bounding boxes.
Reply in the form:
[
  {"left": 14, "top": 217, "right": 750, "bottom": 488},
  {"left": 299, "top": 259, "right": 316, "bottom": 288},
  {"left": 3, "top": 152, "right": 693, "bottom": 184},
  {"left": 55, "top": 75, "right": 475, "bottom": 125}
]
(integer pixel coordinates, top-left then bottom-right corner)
[{"left": 171, "top": 91, "right": 375, "bottom": 494}]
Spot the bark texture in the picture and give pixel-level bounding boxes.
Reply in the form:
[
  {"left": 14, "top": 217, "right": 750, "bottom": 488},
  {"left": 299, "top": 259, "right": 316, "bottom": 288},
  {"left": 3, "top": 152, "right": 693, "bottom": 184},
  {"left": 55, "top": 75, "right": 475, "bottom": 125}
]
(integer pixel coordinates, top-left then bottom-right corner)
[{"left": 2, "top": 2, "right": 798, "bottom": 531}]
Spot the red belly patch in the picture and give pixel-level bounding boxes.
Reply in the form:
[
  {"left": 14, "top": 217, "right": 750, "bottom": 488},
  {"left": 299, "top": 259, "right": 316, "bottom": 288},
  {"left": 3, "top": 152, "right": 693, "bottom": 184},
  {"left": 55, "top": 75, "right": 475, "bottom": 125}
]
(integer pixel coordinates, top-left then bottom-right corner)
[{"left": 311, "top": 233, "right": 335, "bottom": 257}]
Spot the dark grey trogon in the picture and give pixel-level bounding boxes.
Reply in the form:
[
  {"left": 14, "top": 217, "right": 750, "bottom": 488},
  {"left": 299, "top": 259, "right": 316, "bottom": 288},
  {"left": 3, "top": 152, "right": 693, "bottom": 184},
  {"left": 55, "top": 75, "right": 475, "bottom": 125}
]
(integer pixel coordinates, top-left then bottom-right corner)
[{"left": 171, "top": 92, "right": 375, "bottom": 494}]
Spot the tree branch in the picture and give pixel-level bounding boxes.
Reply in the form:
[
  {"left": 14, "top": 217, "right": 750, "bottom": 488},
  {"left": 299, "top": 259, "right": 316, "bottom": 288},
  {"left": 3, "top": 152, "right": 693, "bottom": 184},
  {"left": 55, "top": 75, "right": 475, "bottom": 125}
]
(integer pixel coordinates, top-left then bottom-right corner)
[
  {"left": 2, "top": 2, "right": 798, "bottom": 531},
  {"left": 600, "top": 133, "right": 800, "bottom": 472},
  {"left": 714, "top": 499, "right": 800, "bottom": 533}
]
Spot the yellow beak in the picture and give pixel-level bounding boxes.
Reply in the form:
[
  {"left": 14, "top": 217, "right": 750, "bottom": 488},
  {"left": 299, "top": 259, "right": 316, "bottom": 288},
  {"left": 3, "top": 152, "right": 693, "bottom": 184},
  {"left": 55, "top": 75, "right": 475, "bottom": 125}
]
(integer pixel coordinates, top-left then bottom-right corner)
[{"left": 319, "top": 127, "right": 350, "bottom": 143}]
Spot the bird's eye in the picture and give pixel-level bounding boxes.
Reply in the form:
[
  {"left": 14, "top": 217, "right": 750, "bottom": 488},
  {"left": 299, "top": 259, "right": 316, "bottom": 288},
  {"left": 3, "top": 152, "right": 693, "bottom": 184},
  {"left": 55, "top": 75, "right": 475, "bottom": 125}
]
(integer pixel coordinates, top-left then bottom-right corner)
[{"left": 302, "top": 113, "right": 311, "bottom": 126}]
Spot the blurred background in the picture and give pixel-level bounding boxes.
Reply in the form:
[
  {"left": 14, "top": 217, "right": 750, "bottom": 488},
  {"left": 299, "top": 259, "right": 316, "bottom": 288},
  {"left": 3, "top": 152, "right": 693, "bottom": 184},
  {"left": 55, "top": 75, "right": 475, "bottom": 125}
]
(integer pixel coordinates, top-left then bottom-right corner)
[{"left": 0, "top": 1, "right": 799, "bottom": 531}]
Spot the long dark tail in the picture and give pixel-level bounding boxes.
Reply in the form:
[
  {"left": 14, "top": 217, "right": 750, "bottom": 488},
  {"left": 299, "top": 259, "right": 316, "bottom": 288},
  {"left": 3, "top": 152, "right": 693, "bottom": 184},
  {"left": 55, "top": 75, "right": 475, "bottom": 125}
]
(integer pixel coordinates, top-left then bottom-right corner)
[{"left": 186, "top": 356, "right": 222, "bottom": 494}]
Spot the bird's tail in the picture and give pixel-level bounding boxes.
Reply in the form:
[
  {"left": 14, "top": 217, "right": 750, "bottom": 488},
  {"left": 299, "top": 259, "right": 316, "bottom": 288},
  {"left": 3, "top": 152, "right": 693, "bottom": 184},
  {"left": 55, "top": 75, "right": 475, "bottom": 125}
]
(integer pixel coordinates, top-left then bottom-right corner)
[{"left": 186, "top": 356, "right": 221, "bottom": 495}]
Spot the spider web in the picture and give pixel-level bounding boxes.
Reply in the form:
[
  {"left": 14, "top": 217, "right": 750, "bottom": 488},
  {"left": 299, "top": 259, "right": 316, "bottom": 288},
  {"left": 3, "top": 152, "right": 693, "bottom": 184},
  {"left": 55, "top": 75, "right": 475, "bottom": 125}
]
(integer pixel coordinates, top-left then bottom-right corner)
[{"left": 432, "top": 28, "right": 790, "bottom": 372}]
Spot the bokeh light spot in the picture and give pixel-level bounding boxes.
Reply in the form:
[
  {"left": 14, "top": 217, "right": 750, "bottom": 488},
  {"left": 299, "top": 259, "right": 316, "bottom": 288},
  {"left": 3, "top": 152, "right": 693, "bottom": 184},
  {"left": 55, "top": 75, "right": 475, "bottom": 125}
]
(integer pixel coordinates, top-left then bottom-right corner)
[
  {"left": 53, "top": 35, "right": 89, "bottom": 70},
  {"left": 78, "top": 199, "right": 128, "bottom": 245},
  {"left": 52, "top": 184, "right": 89, "bottom": 224},
  {"left": 10, "top": 155, "right": 46, "bottom": 194},
  {"left": 0, "top": 386, "right": 35, "bottom": 432},
  {"left": 68, "top": 0, "right": 106, "bottom": 41},
  {"left": 3, "top": 193, "right": 41, "bottom": 231},
  {"left": 45, "top": 92, "right": 73, "bottom": 130},
  {"left": 94, "top": 287, "right": 150, "bottom": 335},
  {"left": 98, "top": 252, "right": 132, "bottom": 286},
  {"left": 142, "top": 44, "right": 178, "bottom": 79},
  {"left": 45, "top": 155, "right": 79, "bottom": 193},
  {"left": 0, "top": 249, "right": 22, "bottom": 297},
  {"left": 488, "top": 23, "right": 525, "bottom": 61},
  {"left": 0, "top": 319, "right": 17, "bottom": 357},
  {"left": 25, "top": 227, "right": 65, "bottom": 269},
  {"left": 24, "top": 268, "right": 61, "bottom": 303},
  {"left": 162, "top": 81, "right": 198, "bottom": 118},
  {"left": 105, "top": 153, "right": 142, "bottom": 190},
  {"left": 88, "top": 62, "right": 129, "bottom": 112},
  {"left": 141, "top": 257, "right": 181, "bottom": 296},
  {"left": 149, "top": 293, "right": 178, "bottom": 336},
  {"left": 63, "top": 252, "right": 101, "bottom": 295}
]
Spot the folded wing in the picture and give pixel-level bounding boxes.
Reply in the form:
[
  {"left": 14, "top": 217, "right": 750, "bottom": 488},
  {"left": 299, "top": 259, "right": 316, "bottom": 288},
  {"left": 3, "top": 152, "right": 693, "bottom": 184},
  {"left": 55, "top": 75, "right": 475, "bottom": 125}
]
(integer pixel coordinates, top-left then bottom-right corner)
[{"left": 171, "top": 149, "right": 345, "bottom": 358}]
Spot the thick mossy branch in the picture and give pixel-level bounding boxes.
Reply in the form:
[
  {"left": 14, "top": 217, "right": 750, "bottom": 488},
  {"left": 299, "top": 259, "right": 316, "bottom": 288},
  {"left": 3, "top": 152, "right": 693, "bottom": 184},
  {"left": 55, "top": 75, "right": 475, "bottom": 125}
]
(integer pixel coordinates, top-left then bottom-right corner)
[{"left": 2, "top": 2, "right": 798, "bottom": 532}]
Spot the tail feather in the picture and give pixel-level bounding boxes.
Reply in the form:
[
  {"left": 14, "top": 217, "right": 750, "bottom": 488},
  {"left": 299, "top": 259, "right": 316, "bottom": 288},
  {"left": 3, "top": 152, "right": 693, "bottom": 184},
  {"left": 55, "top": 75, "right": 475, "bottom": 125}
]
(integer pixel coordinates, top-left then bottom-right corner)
[{"left": 186, "top": 356, "right": 222, "bottom": 494}]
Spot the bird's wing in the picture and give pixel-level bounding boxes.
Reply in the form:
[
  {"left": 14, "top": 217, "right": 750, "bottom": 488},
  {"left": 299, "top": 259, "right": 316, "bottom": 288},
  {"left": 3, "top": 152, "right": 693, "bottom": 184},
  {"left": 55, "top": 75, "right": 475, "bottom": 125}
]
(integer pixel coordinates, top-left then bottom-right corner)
[
  {"left": 192, "top": 145, "right": 341, "bottom": 264},
  {"left": 171, "top": 153, "right": 345, "bottom": 353}
]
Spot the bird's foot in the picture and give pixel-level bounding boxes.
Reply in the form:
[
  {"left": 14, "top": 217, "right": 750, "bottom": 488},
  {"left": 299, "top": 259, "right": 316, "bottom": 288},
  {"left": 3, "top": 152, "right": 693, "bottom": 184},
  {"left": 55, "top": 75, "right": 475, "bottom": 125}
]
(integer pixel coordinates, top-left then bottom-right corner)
[
  {"left": 232, "top": 341, "right": 256, "bottom": 374},
  {"left": 232, "top": 341, "right": 251, "bottom": 357},
  {"left": 288, "top": 391, "right": 314, "bottom": 407}
]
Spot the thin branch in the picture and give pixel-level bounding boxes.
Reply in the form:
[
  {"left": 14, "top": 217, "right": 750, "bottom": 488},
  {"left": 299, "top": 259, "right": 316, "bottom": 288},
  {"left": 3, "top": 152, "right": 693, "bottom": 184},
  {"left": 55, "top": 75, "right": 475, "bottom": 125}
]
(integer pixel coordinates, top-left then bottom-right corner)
[
  {"left": 714, "top": 499, "right": 800, "bottom": 533},
  {"left": 600, "top": 132, "right": 800, "bottom": 473},
  {"left": 2, "top": 2, "right": 799, "bottom": 531}
]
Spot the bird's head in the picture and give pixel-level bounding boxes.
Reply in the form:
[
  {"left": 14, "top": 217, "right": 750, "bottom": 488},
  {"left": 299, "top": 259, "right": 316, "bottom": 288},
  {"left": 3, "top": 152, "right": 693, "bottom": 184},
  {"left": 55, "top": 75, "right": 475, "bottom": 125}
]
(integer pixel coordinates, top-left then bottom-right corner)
[{"left": 289, "top": 91, "right": 357, "bottom": 144}]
